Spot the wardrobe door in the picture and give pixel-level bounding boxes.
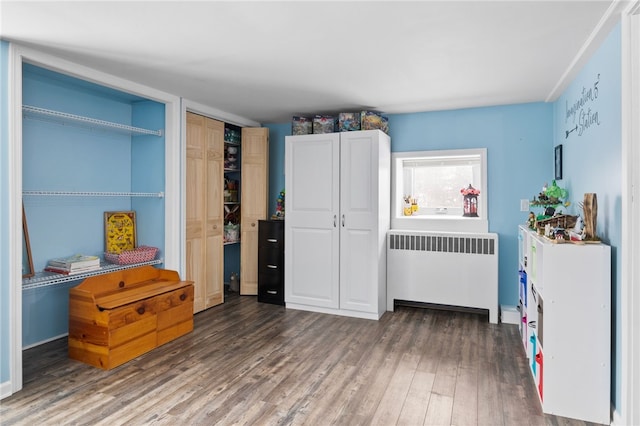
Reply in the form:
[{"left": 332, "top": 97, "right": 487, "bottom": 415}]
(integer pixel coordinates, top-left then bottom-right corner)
[
  {"left": 339, "top": 131, "right": 382, "bottom": 313},
  {"left": 240, "top": 127, "right": 269, "bottom": 295},
  {"left": 340, "top": 130, "right": 390, "bottom": 315},
  {"left": 285, "top": 133, "right": 340, "bottom": 309}
]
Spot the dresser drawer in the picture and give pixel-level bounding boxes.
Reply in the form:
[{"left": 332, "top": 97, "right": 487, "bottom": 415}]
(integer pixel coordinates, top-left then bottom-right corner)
[
  {"left": 258, "top": 272, "right": 284, "bottom": 305},
  {"left": 259, "top": 270, "right": 282, "bottom": 287},
  {"left": 259, "top": 247, "right": 283, "bottom": 271},
  {"left": 108, "top": 298, "right": 157, "bottom": 330},
  {"left": 156, "top": 285, "right": 194, "bottom": 346},
  {"left": 258, "top": 220, "right": 284, "bottom": 248}
]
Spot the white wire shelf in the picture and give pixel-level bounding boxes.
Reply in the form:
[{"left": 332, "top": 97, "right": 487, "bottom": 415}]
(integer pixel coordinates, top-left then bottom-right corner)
[
  {"left": 22, "top": 259, "right": 164, "bottom": 290},
  {"left": 22, "top": 105, "right": 163, "bottom": 137},
  {"left": 22, "top": 190, "right": 164, "bottom": 198}
]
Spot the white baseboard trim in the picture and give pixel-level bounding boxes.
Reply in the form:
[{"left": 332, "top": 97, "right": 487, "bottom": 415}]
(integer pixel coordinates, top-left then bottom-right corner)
[
  {"left": 0, "top": 380, "right": 13, "bottom": 400},
  {"left": 286, "top": 303, "right": 382, "bottom": 320},
  {"left": 500, "top": 305, "right": 520, "bottom": 324},
  {"left": 611, "top": 402, "right": 621, "bottom": 426},
  {"left": 22, "top": 332, "right": 67, "bottom": 350}
]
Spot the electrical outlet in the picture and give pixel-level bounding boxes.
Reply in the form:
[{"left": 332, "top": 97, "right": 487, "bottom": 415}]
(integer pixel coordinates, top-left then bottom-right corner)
[{"left": 520, "top": 199, "right": 530, "bottom": 211}]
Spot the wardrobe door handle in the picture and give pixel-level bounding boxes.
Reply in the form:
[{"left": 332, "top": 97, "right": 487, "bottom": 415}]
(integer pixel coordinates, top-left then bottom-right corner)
[
  {"left": 333, "top": 215, "right": 337, "bottom": 227},
  {"left": 267, "top": 264, "right": 278, "bottom": 269},
  {"left": 267, "top": 238, "right": 278, "bottom": 243},
  {"left": 342, "top": 214, "right": 345, "bottom": 227}
]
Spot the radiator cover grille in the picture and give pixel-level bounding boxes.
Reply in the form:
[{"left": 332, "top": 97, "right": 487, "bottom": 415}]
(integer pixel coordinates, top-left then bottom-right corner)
[{"left": 388, "top": 233, "right": 495, "bottom": 255}]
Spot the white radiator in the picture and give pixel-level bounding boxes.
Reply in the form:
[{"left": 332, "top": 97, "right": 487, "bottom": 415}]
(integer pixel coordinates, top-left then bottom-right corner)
[{"left": 387, "top": 230, "right": 499, "bottom": 323}]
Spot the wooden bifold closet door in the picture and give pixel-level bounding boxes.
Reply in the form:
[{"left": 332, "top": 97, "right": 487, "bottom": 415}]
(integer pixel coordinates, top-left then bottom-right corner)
[
  {"left": 187, "top": 113, "right": 268, "bottom": 308},
  {"left": 240, "top": 127, "right": 269, "bottom": 295},
  {"left": 186, "top": 112, "right": 224, "bottom": 312}
]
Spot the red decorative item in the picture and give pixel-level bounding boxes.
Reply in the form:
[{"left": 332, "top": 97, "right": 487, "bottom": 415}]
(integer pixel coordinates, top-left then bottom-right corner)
[
  {"left": 535, "top": 350, "right": 544, "bottom": 401},
  {"left": 461, "top": 184, "right": 480, "bottom": 217},
  {"left": 104, "top": 246, "right": 158, "bottom": 265}
]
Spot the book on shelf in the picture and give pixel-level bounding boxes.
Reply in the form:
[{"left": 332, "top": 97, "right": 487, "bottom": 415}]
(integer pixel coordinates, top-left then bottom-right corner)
[
  {"left": 44, "top": 264, "right": 102, "bottom": 275},
  {"left": 47, "top": 254, "right": 100, "bottom": 271}
]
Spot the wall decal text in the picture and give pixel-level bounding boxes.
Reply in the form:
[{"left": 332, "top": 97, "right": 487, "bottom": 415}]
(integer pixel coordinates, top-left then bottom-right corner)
[{"left": 565, "top": 74, "right": 601, "bottom": 138}]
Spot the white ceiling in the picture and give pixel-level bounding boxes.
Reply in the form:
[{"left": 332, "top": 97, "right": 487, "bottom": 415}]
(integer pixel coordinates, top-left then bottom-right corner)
[{"left": 0, "top": 1, "right": 627, "bottom": 124}]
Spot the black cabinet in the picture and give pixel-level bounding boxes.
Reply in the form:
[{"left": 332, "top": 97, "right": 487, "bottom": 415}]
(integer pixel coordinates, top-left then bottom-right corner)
[{"left": 258, "top": 220, "right": 284, "bottom": 305}]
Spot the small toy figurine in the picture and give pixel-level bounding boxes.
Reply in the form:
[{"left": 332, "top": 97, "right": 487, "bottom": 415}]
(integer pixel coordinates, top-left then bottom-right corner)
[
  {"left": 272, "top": 190, "right": 285, "bottom": 219},
  {"left": 528, "top": 212, "right": 536, "bottom": 229},
  {"left": 554, "top": 228, "right": 566, "bottom": 241},
  {"left": 569, "top": 216, "right": 585, "bottom": 241}
]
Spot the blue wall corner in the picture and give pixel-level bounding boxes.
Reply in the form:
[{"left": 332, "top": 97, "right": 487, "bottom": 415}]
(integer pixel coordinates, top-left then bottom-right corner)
[{"left": 552, "top": 21, "right": 622, "bottom": 411}]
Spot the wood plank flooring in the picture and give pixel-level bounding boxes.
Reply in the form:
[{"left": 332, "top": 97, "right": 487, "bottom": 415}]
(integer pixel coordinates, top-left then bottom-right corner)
[{"left": 1, "top": 295, "right": 603, "bottom": 425}]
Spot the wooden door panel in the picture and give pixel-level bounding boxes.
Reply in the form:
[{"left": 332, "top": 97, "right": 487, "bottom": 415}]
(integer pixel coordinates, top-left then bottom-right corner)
[
  {"left": 205, "top": 117, "right": 224, "bottom": 308},
  {"left": 240, "top": 127, "right": 268, "bottom": 295},
  {"left": 240, "top": 226, "right": 259, "bottom": 295},
  {"left": 205, "top": 232, "right": 223, "bottom": 307},
  {"left": 186, "top": 237, "right": 205, "bottom": 313}
]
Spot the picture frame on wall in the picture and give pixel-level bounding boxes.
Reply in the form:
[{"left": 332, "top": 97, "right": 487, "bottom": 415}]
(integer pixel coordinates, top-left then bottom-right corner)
[
  {"left": 104, "top": 211, "right": 137, "bottom": 254},
  {"left": 555, "top": 144, "right": 563, "bottom": 180}
]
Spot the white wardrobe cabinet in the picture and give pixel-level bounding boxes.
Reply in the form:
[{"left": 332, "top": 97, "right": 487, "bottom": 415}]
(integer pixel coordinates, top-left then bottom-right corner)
[{"left": 284, "top": 130, "right": 390, "bottom": 320}]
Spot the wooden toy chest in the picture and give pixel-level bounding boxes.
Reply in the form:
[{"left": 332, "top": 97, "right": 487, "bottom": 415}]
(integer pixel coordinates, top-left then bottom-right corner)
[{"left": 68, "top": 265, "right": 194, "bottom": 369}]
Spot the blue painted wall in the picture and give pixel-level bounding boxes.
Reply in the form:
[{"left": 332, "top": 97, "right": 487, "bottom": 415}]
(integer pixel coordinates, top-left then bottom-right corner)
[
  {"left": 21, "top": 64, "right": 165, "bottom": 347},
  {"left": 131, "top": 100, "right": 167, "bottom": 259},
  {"left": 266, "top": 123, "right": 289, "bottom": 217},
  {"left": 553, "top": 22, "right": 622, "bottom": 410},
  {"left": 266, "top": 103, "right": 553, "bottom": 307},
  {"left": 1, "top": 40, "right": 10, "bottom": 384}
]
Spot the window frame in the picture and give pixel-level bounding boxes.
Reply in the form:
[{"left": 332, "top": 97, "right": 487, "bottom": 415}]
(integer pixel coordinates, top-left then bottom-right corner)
[{"left": 391, "top": 148, "right": 489, "bottom": 233}]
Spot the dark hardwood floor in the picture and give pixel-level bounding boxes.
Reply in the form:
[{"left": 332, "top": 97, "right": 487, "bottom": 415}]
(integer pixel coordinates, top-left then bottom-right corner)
[{"left": 1, "top": 294, "right": 603, "bottom": 425}]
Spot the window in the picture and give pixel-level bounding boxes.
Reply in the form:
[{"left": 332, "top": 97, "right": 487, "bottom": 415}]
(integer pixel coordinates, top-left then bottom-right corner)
[{"left": 392, "top": 148, "right": 488, "bottom": 233}]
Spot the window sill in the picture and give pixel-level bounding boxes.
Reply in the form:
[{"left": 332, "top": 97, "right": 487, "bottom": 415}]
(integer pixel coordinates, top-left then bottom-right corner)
[{"left": 391, "top": 216, "right": 488, "bottom": 234}]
